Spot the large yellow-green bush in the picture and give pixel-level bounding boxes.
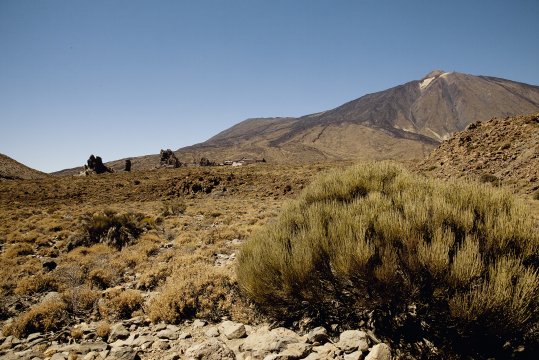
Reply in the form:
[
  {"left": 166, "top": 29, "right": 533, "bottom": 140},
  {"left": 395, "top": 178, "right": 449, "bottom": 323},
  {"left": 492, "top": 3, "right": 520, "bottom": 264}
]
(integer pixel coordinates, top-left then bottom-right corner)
[{"left": 237, "top": 162, "right": 539, "bottom": 355}]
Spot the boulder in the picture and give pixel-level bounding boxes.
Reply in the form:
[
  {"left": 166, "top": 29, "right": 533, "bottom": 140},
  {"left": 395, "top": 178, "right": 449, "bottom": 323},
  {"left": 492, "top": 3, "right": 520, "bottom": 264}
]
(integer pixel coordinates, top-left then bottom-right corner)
[
  {"left": 365, "top": 343, "right": 391, "bottom": 360},
  {"left": 337, "top": 330, "right": 369, "bottom": 353},
  {"left": 219, "top": 321, "right": 247, "bottom": 340},
  {"left": 185, "top": 339, "right": 235, "bottom": 360},
  {"left": 241, "top": 326, "right": 302, "bottom": 357},
  {"left": 109, "top": 323, "right": 130, "bottom": 341}
]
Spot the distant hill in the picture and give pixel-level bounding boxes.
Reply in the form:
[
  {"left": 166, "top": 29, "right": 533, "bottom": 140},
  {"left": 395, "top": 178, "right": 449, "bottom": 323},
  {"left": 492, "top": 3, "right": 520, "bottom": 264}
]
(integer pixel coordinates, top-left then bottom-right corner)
[
  {"left": 176, "top": 71, "right": 539, "bottom": 163},
  {"left": 417, "top": 113, "right": 539, "bottom": 194},
  {"left": 0, "top": 154, "right": 48, "bottom": 180}
]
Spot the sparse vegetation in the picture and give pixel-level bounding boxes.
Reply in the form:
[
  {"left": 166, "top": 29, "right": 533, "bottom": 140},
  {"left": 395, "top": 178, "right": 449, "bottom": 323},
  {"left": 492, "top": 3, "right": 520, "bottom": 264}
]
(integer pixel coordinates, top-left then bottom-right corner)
[
  {"left": 237, "top": 161, "right": 539, "bottom": 356},
  {"left": 1, "top": 164, "right": 314, "bottom": 345}
]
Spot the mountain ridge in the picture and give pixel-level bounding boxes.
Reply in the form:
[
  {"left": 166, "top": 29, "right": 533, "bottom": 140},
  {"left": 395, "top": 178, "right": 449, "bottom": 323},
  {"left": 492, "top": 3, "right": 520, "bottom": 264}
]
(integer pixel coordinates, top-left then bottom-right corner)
[{"left": 175, "top": 70, "right": 539, "bottom": 164}]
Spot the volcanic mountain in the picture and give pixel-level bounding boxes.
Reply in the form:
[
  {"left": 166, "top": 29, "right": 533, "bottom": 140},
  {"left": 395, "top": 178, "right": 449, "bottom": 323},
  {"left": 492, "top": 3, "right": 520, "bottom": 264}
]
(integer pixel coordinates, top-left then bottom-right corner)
[
  {"left": 176, "top": 70, "right": 539, "bottom": 163},
  {"left": 0, "top": 154, "right": 48, "bottom": 180}
]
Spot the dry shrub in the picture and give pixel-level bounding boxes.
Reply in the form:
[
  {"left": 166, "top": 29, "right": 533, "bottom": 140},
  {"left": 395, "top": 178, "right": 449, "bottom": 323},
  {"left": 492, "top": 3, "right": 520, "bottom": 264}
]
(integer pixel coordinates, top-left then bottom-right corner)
[
  {"left": 237, "top": 161, "right": 539, "bottom": 357},
  {"left": 88, "top": 268, "right": 117, "bottom": 289},
  {"left": 99, "top": 289, "right": 144, "bottom": 320},
  {"left": 70, "top": 326, "right": 84, "bottom": 340},
  {"left": 147, "top": 265, "right": 246, "bottom": 324},
  {"left": 4, "top": 243, "right": 34, "bottom": 258},
  {"left": 70, "top": 210, "right": 154, "bottom": 250},
  {"left": 138, "top": 264, "right": 171, "bottom": 290},
  {"left": 4, "top": 296, "right": 68, "bottom": 338},
  {"left": 62, "top": 286, "right": 100, "bottom": 316},
  {"left": 95, "top": 321, "right": 111, "bottom": 339},
  {"left": 14, "top": 273, "right": 59, "bottom": 296}
]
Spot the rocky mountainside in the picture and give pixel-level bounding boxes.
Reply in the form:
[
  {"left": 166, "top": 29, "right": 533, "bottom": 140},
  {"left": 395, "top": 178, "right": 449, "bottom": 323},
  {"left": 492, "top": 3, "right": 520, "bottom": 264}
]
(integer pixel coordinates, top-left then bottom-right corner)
[
  {"left": 176, "top": 70, "right": 539, "bottom": 163},
  {"left": 0, "top": 154, "right": 48, "bottom": 180},
  {"left": 417, "top": 113, "right": 539, "bottom": 195}
]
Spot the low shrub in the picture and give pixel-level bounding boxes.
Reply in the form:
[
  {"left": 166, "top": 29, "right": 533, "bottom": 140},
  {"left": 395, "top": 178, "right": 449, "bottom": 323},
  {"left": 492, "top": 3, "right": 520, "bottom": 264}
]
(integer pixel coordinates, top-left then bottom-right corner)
[
  {"left": 147, "top": 265, "right": 244, "bottom": 323},
  {"left": 88, "top": 268, "right": 118, "bottom": 289},
  {"left": 69, "top": 210, "right": 154, "bottom": 250},
  {"left": 99, "top": 289, "right": 144, "bottom": 320},
  {"left": 62, "top": 286, "right": 100, "bottom": 316},
  {"left": 4, "top": 296, "right": 68, "bottom": 338},
  {"left": 95, "top": 321, "right": 111, "bottom": 339},
  {"left": 14, "top": 273, "right": 59, "bottom": 296},
  {"left": 236, "top": 161, "right": 539, "bottom": 357}
]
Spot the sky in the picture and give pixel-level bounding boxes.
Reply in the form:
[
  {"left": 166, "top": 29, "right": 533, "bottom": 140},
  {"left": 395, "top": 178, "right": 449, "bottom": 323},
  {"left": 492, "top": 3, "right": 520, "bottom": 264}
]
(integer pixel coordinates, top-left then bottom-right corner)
[{"left": 1, "top": 0, "right": 539, "bottom": 173}]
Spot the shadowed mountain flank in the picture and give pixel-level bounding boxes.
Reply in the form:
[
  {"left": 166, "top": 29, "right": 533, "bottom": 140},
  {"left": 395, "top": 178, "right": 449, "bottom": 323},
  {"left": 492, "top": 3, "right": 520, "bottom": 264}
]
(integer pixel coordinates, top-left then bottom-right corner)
[{"left": 0, "top": 154, "right": 48, "bottom": 180}]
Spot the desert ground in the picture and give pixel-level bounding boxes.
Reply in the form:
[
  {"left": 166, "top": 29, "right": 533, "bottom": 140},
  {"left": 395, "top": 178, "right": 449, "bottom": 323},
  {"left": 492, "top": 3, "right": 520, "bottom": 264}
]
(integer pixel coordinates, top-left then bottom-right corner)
[{"left": 1, "top": 156, "right": 538, "bottom": 359}]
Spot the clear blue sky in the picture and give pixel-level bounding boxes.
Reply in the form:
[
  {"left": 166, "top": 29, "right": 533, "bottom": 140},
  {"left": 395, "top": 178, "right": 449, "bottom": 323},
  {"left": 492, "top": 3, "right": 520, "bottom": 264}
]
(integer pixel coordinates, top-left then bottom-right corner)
[{"left": 1, "top": 0, "right": 538, "bottom": 172}]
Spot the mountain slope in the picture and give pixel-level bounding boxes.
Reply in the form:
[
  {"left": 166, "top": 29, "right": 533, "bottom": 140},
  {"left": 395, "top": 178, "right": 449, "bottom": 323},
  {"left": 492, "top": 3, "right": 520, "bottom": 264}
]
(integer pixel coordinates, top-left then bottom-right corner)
[
  {"left": 0, "top": 154, "right": 48, "bottom": 180},
  {"left": 177, "top": 71, "right": 539, "bottom": 163},
  {"left": 417, "top": 113, "right": 539, "bottom": 195}
]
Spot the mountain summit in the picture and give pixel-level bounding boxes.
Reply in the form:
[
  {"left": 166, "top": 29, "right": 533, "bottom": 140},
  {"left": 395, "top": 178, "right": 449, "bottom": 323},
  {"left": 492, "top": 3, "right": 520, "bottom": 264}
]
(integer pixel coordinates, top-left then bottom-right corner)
[{"left": 177, "top": 71, "right": 539, "bottom": 163}]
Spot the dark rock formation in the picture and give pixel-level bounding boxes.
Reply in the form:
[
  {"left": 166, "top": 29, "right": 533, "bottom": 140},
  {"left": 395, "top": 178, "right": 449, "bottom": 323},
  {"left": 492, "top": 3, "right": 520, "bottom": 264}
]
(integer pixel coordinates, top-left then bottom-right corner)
[
  {"left": 87, "top": 155, "right": 113, "bottom": 174},
  {"left": 125, "top": 159, "right": 132, "bottom": 172},
  {"left": 159, "top": 149, "right": 181, "bottom": 168}
]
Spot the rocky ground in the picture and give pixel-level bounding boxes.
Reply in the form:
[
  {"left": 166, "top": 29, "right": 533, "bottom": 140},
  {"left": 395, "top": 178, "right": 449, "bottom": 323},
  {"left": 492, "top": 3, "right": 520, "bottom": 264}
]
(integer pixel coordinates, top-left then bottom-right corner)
[
  {"left": 417, "top": 113, "right": 539, "bottom": 195},
  {"left": 0, "top": 317, "right": 393, "bottom": 360}
]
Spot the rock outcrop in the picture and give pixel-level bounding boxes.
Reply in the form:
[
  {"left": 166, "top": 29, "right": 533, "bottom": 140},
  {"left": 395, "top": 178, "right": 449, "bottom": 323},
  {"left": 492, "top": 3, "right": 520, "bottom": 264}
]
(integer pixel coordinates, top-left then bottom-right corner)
[
  {"left": 159, "top": 149, "right": 181, "bottom": 168},
  {"left": 87, "top": 155, "right": 113, "bottom": 175}
]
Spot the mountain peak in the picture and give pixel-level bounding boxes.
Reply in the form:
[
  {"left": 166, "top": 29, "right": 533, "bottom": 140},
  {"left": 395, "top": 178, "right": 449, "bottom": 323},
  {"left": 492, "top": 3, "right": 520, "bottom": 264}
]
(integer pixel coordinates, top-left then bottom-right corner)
[{"left": 422, "top": 69, "right": 447, "bottom": 79}]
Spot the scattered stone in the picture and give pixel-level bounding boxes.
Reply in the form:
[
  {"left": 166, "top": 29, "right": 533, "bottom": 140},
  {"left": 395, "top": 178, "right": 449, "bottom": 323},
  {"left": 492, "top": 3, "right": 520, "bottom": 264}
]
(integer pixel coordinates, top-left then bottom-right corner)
[
  {"left": 365, "top": 343, "right": 391, "bottom": 360},
  {"left": 241, "top": 326, "right": 302, "bottom": 357},
  {"left": 109, "top": 323, "right": 130, "bottom": 341},
  {"left": 154, "top": 323, "right": 167, "bottom": 331},
  {"left": 185, "top": 339, "right": 234, "bottom": 360},
  {"left": 83, "top": 351, "right": 98, "bottom": 360},
  {"left": 156, "top": 329, "right": 179, "bottom": 340},
  {"left": 191, "top": 319, "right": 206, "bottom": 328},
  {"left": 205, "top": 327, "right": 220, "bottom": 338},
  {"left": 178, "top": 332, "right": 192, "bottom": 340},
  {"left": 279, "top": 342, "right": 312, "bottom": 358},
  {"left": 344, "top": 351, "right": 363, "bottom": 360},
  {"left": 58, "top": 342, "right": 108, "bottom": 355},
  {"left": 311, "top": 342, "right": 341, "bottom": 359},
  {"left": 109, "top": 346, "right": 140, "bottom": 360},
  {"left": 220, "top": 321, "right": 247, "bottom": 340},
  {"left": 338, "top": 330, "right": 369, "bottom": 353},
  {"left": 152, "top": 340, "right": 170, "bottom": 351},
  {"left": 50, "top": 353, "right": 68, "bottom": 360}
]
